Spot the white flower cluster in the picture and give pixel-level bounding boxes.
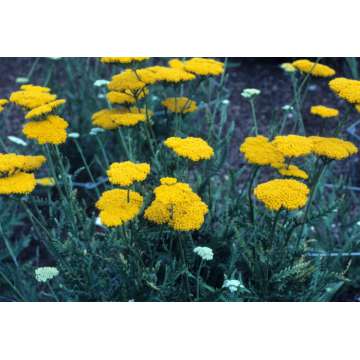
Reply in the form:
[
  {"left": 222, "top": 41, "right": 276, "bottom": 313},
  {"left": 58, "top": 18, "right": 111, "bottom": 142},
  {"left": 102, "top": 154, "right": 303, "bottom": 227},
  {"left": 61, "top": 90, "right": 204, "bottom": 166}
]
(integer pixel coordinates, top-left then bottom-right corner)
[
  {"left": 193, "top": 246, "right": 214, "bottom": 261},
  {"left": 241, "top": 88, "right": 261, "bottom": 99},
  {"left": 222, "top": 279, "right": 243, "bottom": 293},
  {"left": 34, "top": 267, "right": 59, "bottom": 283}
]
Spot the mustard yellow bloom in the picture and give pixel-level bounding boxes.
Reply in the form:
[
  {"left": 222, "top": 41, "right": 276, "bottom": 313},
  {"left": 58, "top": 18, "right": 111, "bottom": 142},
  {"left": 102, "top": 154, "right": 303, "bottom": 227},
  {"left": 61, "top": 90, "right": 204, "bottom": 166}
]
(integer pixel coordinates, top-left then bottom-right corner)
[
  {"left": 23, "top": 115, "right": 68, "bottom": 145},
  {"left": 107, "top": 161, "right": 150, "bottom": 186},
  {"left": 272, "top": 135, "right": 313, "bottom": 158},
  {"left": 10, "top": 89, "right": 57, "bottom": 109},
  {"left": 92, "top": 108, "right": 148, "bottom": 130},
  {"left": 36, "top": 177, "right": 55, "bottom": 186},
  {"left": 0, "top": 153, "right": 46, "bottom": 174},
  {"left": 329, "top": 77, "right": 360, "bottom": 104},
  {"left": 168, "top": 59, "right": 185, "bottom": 69},
  {"left": 162, "top": 97, "right": 197, "bottom": 114},
  {"left": 310, "top": 105, "right": 339, "bottom": 118},
  {"left": 276, "top": 164, "right": 309, "bottom": 180},
  {"left": 292, "top": 59, "right": 335, "bottom": 77},
  {"left": 106, "top": 88, "right": 148, "bottom": 105},
  {"left": 0, "top": 172, "right": 36, "bottom": 195},
  {"left": 96, "top": 189, "right": 143, "bottom": 227},
  {"left": 100, "top": 57, "right": 150, "bottom": 64},
  {"left": 146, "top": 66, "right": 196, "bottom": 83},
  {"left": 25, "top": 99, "right": 66, "bottom": 119},
  {"left": 164, "top": 137, "right": 214, "bottom": 161},
  {"left": 280, "top": 63, "right": 297, "bottom": 73},
  {"left": 240, "top": 136, "right": 285, "bottom": 167},
  {"left": 310, "top": 136, "right": 358, "bottom": 160},
  {"left": 0, "top": 99, "right": 8, "bottom": 112},
  {"left": 182, "top": 58, "right": 224, "bottom": 76},
  {"left": 108, "top": 69, "right": 157, "bottom": 92},
  {"left": 20, "top": 84, "right": 50, "bottom": 93},
  {"left": 254, "top": 179, "right": 310, "bottom": 211},
  {"left": 144, "top": 178, "right": 208, "bottom": 231}
]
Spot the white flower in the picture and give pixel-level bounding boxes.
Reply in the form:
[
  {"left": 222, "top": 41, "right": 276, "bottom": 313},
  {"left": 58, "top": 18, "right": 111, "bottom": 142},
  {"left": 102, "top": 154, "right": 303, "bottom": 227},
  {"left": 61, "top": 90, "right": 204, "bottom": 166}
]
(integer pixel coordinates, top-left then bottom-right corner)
[
  {"left": 193, "top": 246, "right": 214, "bottom": 261},
  {"left": 89, "top": 127, "right": 105, "bottom": 136},
  {"left": 222, "top": 99, "right": 230, "bottom": 105},
  {"left": 35, "top": 267, "right": 59, "bottom": 283},
  {"left": 241, "top": 88, "right": 261, "bottom": 99},
  {"left": 68, "top": 132, "right": 80, "bottom": 139},
  {"left": 93, "top": 79, "right": 109, "bottom": 87},
  {"left": 95, "top": 216, "right": 103, "bottom": 226},
  {"left": 16, "top": 77, "right": 29, "bottom": 84},
  {"left": 223, "top": 279, "right": 242, "bottom": 293},
  {"left": 282, "top": 104, "right": 294, "bottom": 112},
  {"left": 7, "top": 136, "right": 28, "bottom": 146}
]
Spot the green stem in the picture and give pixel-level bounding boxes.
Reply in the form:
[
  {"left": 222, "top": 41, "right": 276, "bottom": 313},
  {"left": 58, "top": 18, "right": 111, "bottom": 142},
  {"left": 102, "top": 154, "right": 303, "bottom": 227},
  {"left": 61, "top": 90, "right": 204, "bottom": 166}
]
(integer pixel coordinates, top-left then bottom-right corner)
[
  {"left": 248, "top": 166, "right": 260, "bottom": 223},
  {"left": 179, "top": 237, "right": 191, "bottom": 301},
  {"left": 196, "top": 259, "right": 204, "bottom": 301},
  {"left": 250, "top": 99, "right": 258, "bottom": 135}
]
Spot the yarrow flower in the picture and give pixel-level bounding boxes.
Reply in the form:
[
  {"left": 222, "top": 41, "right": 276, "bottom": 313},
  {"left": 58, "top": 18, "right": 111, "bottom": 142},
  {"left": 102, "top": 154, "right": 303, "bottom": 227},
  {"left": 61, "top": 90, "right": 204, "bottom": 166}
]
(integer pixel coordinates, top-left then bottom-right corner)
[
  {"left": 0, "top": 99, "right": 8, "bottom": 112},
  {"left": 24, "top": 99, "right": 66, "bottom": 119},
  {"left": 106, "top": 88, "right": 147, "bottom": 105},
  {"left": 169, "top": 58, "right": 224, "bottom": 76},
  {"left": 222, "top": 279, "right": 243, "bottom": 293},
  {"left": 162, "top": 97, "right": 197, "bottom": 114},
  {"left": 310, "top": 105, "right": 339, "bottom": 118},
  {"left": 146, "top": 66, "right": 196, "bottom": 83},
  {"left": 7, "top": 136, "right": 27, "bottom": 147},
  {"left": 144, "top": 178, "right": 208, "bottom": 231},
  {"left": 100, "top": 57, "right": 150, "bottom": 64},
  {"left": 34, "top": 267, "right": 59, "bottom": 283},
  {"left": 329, "top": 77, "right": 360, "bottom": 104},
  {"left": 108, "top": 69, "right": 157, "bottom": 92},
  {"left": 241, "top": 88, "right": 261, "bottom": 99},
  {"left": 275, "top": 164, "right": 309, "bottom": 180},
  {"left": 164, "top": 137, "right": 214, "bottom": 161},
  {"left": 309, "top": 136, "right": 358, "bottom": 160},
  {"left": 96, "top": 189, "right": 144, "bottom": 227},
  {"left": 254, "top": 179, "right": 310, "bottom": 211},
  {"left": 0, "top": 172, "right": 37, "bottom": 195},
  {"left": 240, "top": 136, "right": 284, "bottom": 167},
  {"left": 292, "top": 59, "right": 336, "bottom": 77},
  {"left": 272, "top": 135, "right": 313, "bottom": 158},
  {"left": 36, "top": 177, "right": 56, "bottom": 186},
  {"left": 107, "top": 161, "right": 150, "bottom": 186},
  {"left": 193, "top": 246, "right": 214, "bottom": 261},
  {"left": 280, "top": 63, "right": 297, "bottom": 73}
]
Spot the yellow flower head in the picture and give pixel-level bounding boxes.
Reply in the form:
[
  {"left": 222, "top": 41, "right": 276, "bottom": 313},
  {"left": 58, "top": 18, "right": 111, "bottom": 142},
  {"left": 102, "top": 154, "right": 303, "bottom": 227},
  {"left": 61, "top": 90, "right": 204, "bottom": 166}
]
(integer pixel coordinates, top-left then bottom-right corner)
[
  {"left": 276, "top": 164, "right": 309, "bottom": 180},
  {"left": 100, "top": 57, "right": 150, "bottom": 64},
  {"left": 168, "top": 59, "right": 185, "bottom": 70},
  {"left": 162, "top": 97, "right": 197, "bottom": 114},
  {"left": 108, "top": 69, "right": 157, "bottom": 92},
  {"left": 329, "top": 77, "right": 360, "bottom": 104},
  {"left": 25, "top": 99, "right": 66, "bottom": 119},
  {"left": 0, "top": 172, "right": 36, "bottom": 195},
  {"left": 106, "top": 88, "right": 148, "bottom": 105},
  {"left": 96, "top": 189, "right": 143, "bottom": 227},
  {"left": 36, "top": 177, "right": 56, "bottom": 186},
  {"left": 0, "top": 99, "right": 8, "bottom": 112},
  {"left": 183, "top": 58, "right": 224, "bottom": 76},
  {"left": 164, "top": 137, "right": 214, "bottom": 161},
  {"left": 0, "top": 153, "right": 46, "bottom": 175},
  {"left": 310, "top": 136, "right": 358, "bottom": 160},
  {"left": 356, "top": 104, "right": 360, "bottom": 113},
  {"left": 254, "top": 179, "right": 310, "bottom": 211},
  {"left": 144, "top": 178, "right": 208, "bottom": 231},
  {"left": 240, "top": 136, "right": 285, "bottom": 167},
  {"left": 92, "top": 108, "right": 148, "bottom": 130},
  {"left": 107, "top": 161, "right": 150, "bottom": 186},
  {"left": 23, "top": 115, "right": 68, "bottom": 145},
  {"left": 146, "top": 66, "right": 196, "bottom": 83},
  {"left": 292, "top": 59, "right": 335, "bottom": 77},
  {"left": 310, "top": 105, "right": 339, "bottom": 118},
  {"left": 20, "top": 84, "right": 50, "bottom": 93},
  {"left": 10, "top": 89, "right": 57, "bottom": 109},
  {"left": 272, "top": 135, "right": 313, "bottom": 158},
  {"left": 280, "top": 63, "right": 297, "bottom": 73}
]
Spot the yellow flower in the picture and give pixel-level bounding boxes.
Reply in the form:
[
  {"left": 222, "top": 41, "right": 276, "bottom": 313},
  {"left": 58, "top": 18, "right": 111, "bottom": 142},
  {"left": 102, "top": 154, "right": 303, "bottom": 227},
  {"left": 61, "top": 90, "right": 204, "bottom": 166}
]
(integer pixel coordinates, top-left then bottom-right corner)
[
  {"left": 0, "top": 153, "right": 46, "bottom": 174},
  {"left": 0, "top": 172, "right": 36, "bottom": 195},
  {"left": 280, "top": 63, "right": 297, "bottom": 73},
  {"left": 272, "top": 135, "right": 313, "bottom": 158},
  {"left": 10, "top": 89, "right": 57, "bottom": 109},
  {"left": 25, "top": 99, "right": 66, "bottom": 119},
  {"left": 356, "top": 104, "right": 360, "bottom": 113},
  {"left": 96, "top": 189, "right": 143, "bottom": 227},
  {"left": 164, "top": 137, "right": 214, "bottom": 161},
  {"left": 168, "top": 59, "right": 185, "bottom": 70},
  {"left": 20, "top": 84, "right": 50, "bottom": 92},
  {"left": 292, "top": 59, "right": 335, "bottom": 77},
  {"left": 276, "top": 164, "right": 309, "bottom": 180},
  {"left": 106, "top": 88, "right": 148, "bottom": 105},
  {"left": 182, "top": 58, "right": 224, "bottom": 76},
  {"left": 100, "top": 57, "right": 150, "bottom": 64},
  {"left": 162, "top": 97, "right": 197, "bottom": 114},
  {"left": 107, "top": 161, "right": 150, "bottom": 186},
  {"left": 36, "top": 177, "right": 56, "bottom": 186},
  {"left": 146, "top": 66, "right": 196, "bottom": 83},
  {"left": 92, "top": 108, "right": 148, "bottom": 130},
  {"left": 144, "top": 178, "right": 208, "bottom": 231},
  {"left": 108, "top": 69, "right": 157, "bottom": 92},
  {"left": 310, "top": 136, "right": 358, "bottom": 160},
  {"left": 240, "top": 136, "right": 285, "bottom": 167},
  {"left": 0, "top": 99, "right": 8, "bottom": 112},
  {"left": 310, "top": 105, "right": 339, "bottom": 118},
  {"left": 329, "top": 77, "right": 360, "bottom": 104},
  {"left": 254, "top": 179, "right": 310, "bottom": 211},
  {"left": 23, "top": 115, "right": 69, "bottom": 145}
]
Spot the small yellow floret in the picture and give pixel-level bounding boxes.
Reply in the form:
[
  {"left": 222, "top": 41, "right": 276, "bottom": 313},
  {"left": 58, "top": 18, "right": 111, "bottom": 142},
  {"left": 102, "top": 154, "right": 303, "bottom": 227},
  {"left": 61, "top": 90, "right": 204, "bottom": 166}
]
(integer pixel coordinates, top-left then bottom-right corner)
[{"left": 310, "top": 105, "right": 339, "bottom": 118}]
